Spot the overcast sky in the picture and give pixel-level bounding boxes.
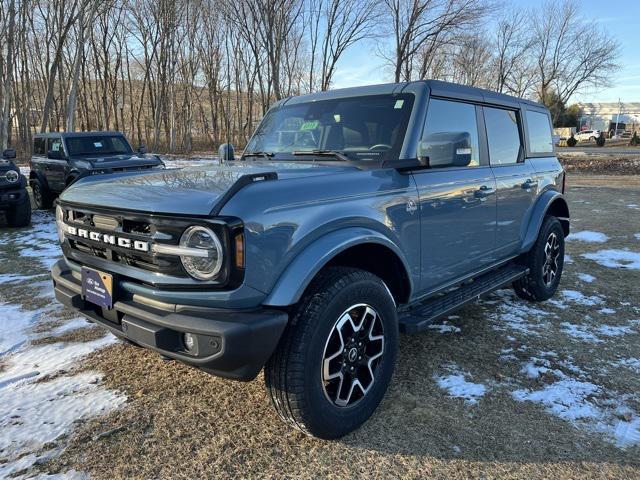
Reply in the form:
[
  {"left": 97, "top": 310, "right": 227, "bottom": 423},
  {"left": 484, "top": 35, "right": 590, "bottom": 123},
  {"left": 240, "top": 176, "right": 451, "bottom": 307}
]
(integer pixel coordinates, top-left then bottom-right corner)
[{"left": 331, "top": 0, "right": 640, "bottom": 104}]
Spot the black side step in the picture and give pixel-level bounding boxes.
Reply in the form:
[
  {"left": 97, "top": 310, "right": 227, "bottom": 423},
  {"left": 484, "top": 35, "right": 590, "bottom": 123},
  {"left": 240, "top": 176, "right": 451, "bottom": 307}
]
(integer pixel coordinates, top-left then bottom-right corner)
[{"left": 398, "top": 264, "right": 528, "bottom": 334}]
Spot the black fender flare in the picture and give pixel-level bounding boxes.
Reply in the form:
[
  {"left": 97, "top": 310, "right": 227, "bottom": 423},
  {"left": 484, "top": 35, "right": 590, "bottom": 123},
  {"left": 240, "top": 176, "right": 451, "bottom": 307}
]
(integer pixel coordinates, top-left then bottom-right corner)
[
  {"left": 29, "top": 169, "right": 51, "bottom": 191},
  {"left": 520, "top": 190, "right": 570, "bottom": 254}
]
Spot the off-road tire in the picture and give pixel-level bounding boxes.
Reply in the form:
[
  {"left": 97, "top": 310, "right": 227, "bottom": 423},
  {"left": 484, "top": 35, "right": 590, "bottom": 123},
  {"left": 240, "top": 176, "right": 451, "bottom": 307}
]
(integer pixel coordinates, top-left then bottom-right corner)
[
  {"left": 513, "top": 215, "right": 564, "bottom": 301},
  {"left": 265, "top": 267, "right": 398, "bottom": 439},
  {"left": 5, "top": 197, "right": 32, "bottom": 227},
  {"left": 32, "top": 177, "right": 53, "bottom": 209}
]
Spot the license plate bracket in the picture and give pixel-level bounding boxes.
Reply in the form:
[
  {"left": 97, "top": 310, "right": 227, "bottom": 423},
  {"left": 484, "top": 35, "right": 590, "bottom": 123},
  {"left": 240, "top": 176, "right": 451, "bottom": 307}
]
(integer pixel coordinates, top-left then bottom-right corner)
[{"left": 81, "top": 267, "right": 114, "bottom": 309}]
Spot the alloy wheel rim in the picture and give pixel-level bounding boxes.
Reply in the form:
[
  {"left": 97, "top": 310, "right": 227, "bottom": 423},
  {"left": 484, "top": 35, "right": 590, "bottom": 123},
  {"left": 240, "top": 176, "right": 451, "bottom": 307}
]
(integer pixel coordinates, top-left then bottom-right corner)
[
  {"left": 321, "top": 304, "right": 385, "bottom": 407},
  {"left": 33, "top": 184, "right": 42, "bottom": 206},
  {"left": 542, "top": 232, "right": 560, "bottom": 287}
]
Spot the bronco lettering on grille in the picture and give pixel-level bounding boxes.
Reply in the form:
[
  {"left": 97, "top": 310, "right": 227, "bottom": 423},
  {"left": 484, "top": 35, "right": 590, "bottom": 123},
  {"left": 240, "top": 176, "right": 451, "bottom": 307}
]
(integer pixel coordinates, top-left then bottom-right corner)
[{"left": 65, "top": 225, "right": 150, "bottom": 252}]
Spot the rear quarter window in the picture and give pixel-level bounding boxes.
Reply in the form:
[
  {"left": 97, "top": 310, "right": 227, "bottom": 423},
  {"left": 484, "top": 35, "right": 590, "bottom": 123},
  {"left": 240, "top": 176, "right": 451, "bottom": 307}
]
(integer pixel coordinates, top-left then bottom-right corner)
[{"left": 525, "top": 110, "right": 553, "bottom": 154}]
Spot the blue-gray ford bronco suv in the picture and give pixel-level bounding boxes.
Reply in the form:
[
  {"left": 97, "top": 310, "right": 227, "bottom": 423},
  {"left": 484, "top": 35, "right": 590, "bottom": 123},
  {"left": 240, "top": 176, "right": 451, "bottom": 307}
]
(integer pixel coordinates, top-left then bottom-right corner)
[{"left": 51, "top": 81, "right": 569, "bottom": 439}]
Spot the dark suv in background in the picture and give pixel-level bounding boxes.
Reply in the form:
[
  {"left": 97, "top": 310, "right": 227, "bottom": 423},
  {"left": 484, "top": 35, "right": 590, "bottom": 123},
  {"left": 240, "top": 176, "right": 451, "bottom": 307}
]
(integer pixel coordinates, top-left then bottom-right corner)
[
  {"left": 0, "top": 148, "right": 31, "bottom": 227},
  {"left": 29, "top": 131, "right": 164, "bottom": 209}
]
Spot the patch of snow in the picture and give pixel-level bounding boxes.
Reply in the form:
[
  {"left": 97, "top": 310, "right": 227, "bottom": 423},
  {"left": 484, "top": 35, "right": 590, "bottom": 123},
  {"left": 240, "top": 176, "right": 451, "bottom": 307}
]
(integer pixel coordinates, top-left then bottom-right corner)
[
  {"left": 521, "top": 357, "right": 555, "bottom": 379},
  {"left": 0, "top": 313, "right": 124, "bottom": 475},
  {"left": 51, "top": 317, "right": 92, "bottom": 336},
  {"left": 635, "top": 233, "right": 640, "bottom": 241},
  {"left": 428, "top": 322, "right": 461, "bottom": 333},
  {"left": 513, "top": 379, "right": 600, "bottom": 420},
  {"left": 488, "top": 291, "right": 552, "bottom": 336},
  {"left": 596, "top": 325, "right": 634, "bottom": 337},
  {"left": 582, "top": 249, "right": 640, "bottom": 270},
  {"left": 564, "top": 254, "right": 574, "bottom": 264},
  {"left": 560, "top": 322, "right": 603, "bottom": 343},
  {"left": 567, "top": 231, "right": 609, "bottom": 243},
  {"left": 615, "top": 358, "right": 640, "bottom": 373},
  {"left": 0, "top": 303, "right": 37, "bottom": 356},
  {"left": 512, "top": 379, "right": 640, "bottom": 448},
  {"left": 561, "top": 290, "right": 604, "bottom": 306},
  {"left": 0, "top": 273, "right": 39, "bottom": 285},
  {"left": 435, "top": 372, "right": 487, "bottom": 405},
  {"left": 577, "top": 273, "right": 595, "bottom": 283},
  {"left": 598, "top": 308, "right": 616, "bottom": 315}
]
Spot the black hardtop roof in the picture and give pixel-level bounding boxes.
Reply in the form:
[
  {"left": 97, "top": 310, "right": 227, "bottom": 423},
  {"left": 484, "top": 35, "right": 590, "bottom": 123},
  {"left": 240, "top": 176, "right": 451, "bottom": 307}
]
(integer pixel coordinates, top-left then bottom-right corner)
[
  {"left": 281, "top": 80, "right": 546, "bottom": 111},
  {"left": 34, "top": 131, "right": 127, "bottom": 139}
]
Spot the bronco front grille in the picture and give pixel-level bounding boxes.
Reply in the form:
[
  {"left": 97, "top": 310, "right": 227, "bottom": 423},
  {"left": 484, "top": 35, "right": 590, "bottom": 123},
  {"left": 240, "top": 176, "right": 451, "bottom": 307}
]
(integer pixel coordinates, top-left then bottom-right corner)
[{"left": 58, "top": 203, "right": 244, "bottom": 288}]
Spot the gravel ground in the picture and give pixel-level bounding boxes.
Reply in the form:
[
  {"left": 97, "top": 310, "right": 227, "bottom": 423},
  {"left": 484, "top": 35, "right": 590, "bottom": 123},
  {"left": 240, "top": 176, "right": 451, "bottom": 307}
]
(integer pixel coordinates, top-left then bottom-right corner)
[{"left": 1, "top": 171, "right": 639, "bottom": 479}]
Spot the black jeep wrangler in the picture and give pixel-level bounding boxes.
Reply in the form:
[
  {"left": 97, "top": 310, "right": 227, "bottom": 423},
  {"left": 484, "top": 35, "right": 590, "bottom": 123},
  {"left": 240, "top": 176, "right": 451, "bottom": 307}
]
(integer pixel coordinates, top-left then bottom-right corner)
[
  {"left": 0, "top": 148, "right": 31, "bottom": 227},
  {"left": 29, "top": 131, "right": 164, "bottom": 209}
]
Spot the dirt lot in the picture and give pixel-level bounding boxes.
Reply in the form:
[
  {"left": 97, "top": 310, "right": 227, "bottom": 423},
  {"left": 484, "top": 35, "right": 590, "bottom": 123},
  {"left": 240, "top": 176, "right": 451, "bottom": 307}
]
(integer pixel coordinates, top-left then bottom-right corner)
[{"left": 1, "top": 171, "right": 640, "bottom": 479}]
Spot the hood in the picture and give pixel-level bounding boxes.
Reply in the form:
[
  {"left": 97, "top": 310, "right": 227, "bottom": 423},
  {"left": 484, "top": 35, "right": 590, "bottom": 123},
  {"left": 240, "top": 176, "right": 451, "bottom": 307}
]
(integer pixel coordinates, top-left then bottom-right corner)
[
  {"left": 60, "top": 161, "right": 357, "bottom": 216},
  {"left": 77, "top": 154, "right": 163, "bottom": 169}
]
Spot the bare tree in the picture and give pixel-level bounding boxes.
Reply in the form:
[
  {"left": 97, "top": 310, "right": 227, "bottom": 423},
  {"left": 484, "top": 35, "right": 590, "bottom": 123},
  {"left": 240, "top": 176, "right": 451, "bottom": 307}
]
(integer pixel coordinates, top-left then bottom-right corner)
[
  {"left": 491, "top": 8, "right": 534, "bottom": 94},
  {"left": 531, "top": 0, "right": 619, "bottom": 115},
  {"left": 0, "top": 0, "right": 16, "bottom": 149},
  {"left": 383, "top": 0, "right": 488, "bottom": 82}
]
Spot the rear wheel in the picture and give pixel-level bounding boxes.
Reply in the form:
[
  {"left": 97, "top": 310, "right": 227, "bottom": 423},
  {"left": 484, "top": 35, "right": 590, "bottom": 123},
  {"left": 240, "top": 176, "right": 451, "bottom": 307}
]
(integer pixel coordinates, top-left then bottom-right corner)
[
  {"left": 513, "top": 216, "right": 564, "bottom": 301},
  {"left": 265, "top": 267, "right": 398, "bottom": 439},
  {"left": 31, "top": 177, "right": 53, "bottom": 209},
  {"left": 5, "top": 196, "right": 31, "bottom": 227}
]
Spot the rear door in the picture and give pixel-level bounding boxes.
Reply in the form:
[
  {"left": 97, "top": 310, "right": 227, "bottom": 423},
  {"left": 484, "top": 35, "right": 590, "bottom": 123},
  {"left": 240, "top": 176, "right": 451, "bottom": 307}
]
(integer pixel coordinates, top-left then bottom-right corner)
[
  {"left": 412, "top": 98, "right": 497, "bottom": 293},
  {"left": 483, "top": 106, "right": 537, "bottom": 258}
]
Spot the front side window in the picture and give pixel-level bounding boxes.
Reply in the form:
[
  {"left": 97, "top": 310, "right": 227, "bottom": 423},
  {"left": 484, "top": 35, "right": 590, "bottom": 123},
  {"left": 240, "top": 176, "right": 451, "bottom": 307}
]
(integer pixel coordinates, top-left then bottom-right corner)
[
  {"left": 419, "top": 99, "right": 480, "bottom": 168},
  {"left": 526, "top": 110, "right": 553, "bottom": 153},
  {"left": 484, "top": 107, "right": 522, "bottom": 165},
  {"left": 48, "top": 138, "right": 63, "bottom": 153},
  {"left": 245, "top": 94, "right": 415, "bottom": 163},
  {"left": 65, "top": 136, "right": 133, "bottom": 157}
]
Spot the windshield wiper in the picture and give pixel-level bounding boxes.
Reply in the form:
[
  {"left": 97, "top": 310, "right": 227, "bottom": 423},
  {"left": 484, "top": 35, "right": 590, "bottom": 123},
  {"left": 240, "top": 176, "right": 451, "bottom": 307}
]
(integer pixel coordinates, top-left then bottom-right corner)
[
  {"left": 291, "top": 150, "right": 350, "bottom": 162},
  {"left": 242, "top": 151, "right": 275, "bottom": 160}
]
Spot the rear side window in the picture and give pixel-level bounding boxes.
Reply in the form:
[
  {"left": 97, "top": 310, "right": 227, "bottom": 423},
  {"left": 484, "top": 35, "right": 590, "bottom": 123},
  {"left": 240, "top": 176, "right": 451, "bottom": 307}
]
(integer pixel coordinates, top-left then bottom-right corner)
[
  {"left": 33, "top": 137, "right": 46, "bottom": 155},
  {"left": 484, "top": 107, "right": 522, "bottom": 165},
  {"left": 420, "top": 99, "right": 480, "bottom": 168},
  {"left": 526, "top": 110, "right": 553, "bottom": 153}
]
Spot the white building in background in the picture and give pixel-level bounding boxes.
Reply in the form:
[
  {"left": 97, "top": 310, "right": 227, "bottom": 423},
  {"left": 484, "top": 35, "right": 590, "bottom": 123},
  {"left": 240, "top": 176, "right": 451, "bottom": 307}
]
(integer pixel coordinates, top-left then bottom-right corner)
[{"left": 576, "top": 102, "right": 640, "bottom": 133}]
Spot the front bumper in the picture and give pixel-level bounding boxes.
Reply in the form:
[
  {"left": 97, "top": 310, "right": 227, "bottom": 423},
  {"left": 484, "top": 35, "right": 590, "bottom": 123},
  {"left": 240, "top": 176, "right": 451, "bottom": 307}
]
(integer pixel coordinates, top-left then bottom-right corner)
[
  {"left": 0, "top": 186, "right": 28, "bottom": 209},
  {"left": 51, "top": 259, "right": 288, "bottom": 381}
]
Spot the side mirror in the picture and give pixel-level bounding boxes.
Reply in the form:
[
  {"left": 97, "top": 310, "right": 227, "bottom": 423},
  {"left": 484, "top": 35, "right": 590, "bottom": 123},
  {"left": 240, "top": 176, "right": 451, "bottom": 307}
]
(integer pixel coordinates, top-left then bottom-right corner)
[
  {"left": 138, "top": 145, "right": 147, "bottom": 155},
  {"left": 2, "top": 148, "right": 16, "bottom": 160},
  {"left": 419, "top": 132, "right": 472, "bottom": 168},
  {"left": 218, "top": 143, "right": 235, "bottom": 162},
  {"left": 48, "top": 149, "right": 64, "bottom": 160}
]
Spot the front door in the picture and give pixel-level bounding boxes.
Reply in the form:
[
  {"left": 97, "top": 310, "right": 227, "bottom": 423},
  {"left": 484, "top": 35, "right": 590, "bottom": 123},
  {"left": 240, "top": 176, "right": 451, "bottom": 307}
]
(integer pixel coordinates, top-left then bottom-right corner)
[
  {"left": 413, "top": 98, "right": 497, "bottom": 294},
  {"left": 46, "top": 136, "right": 68, "bottom": 191}
]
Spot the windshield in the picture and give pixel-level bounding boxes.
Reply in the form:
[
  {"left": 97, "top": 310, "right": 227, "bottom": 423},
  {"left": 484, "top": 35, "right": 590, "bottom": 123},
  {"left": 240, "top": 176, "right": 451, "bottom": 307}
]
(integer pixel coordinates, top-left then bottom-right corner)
[
  {"left": 245, "top": 93, "right": 415, "bottom": 162},
  {"left": 65, "top": 136, "right": 133, "bottom": 157}
]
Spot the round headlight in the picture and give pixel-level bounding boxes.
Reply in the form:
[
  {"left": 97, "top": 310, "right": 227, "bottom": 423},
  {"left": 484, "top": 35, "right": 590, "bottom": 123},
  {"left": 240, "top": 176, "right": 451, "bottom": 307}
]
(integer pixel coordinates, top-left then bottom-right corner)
[
  {"left": 55, "top": 205, "right": 65, "bottom": 243},
  {"left": 4, "top": 170, "right": 19, "bottom": 183},
  {"left": 179, "top": 226, "right": 223, "bottom": 280}
]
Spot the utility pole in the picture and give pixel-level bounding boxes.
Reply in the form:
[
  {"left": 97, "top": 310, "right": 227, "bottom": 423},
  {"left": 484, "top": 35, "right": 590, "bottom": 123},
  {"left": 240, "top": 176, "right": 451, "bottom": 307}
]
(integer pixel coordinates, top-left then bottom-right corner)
[{"left": 614, "top": 98, "right": 622, "bottom": 138}]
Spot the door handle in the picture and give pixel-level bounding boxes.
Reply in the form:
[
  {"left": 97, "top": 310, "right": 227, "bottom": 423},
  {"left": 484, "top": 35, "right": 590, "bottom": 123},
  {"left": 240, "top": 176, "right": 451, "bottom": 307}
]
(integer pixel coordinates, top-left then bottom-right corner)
[
  {"left": 521, "top": 179, "right": 538, "bottom": 190},
  {"left": 474, "top": 185, "right": 496, "bottom": 198}
]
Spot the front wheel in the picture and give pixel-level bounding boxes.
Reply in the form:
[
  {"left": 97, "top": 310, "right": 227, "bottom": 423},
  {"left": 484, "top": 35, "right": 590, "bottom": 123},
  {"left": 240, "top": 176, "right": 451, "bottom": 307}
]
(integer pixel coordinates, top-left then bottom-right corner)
[
  {"left": 265, "top": 267, "right": 398, "bottom": 439},
  {"left": 513, "top": 216, "right": 565, "bottom": 301},
  {"left": 31, "top": 177, "right": 53, "bottom": 210}
]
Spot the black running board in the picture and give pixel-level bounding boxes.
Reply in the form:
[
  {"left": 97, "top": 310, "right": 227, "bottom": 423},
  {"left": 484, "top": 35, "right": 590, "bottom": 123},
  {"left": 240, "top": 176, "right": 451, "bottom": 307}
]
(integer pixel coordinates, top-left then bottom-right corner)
[{"left": 398, "top": 264, "right": 528, "bottom": 334}]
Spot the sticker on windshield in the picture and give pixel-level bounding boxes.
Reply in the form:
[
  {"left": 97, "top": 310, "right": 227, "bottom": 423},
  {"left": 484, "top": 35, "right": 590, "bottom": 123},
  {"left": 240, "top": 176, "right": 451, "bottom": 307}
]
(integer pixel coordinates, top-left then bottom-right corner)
[
  {"left": 93, "top": 142, "right": 103, "bottom": 148},
  {"left": 394, "top": 100, "right": 404, "bottom": 109},
  {"left": 300, "top": 120, "right": 319, "bottom": 131}
]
